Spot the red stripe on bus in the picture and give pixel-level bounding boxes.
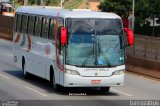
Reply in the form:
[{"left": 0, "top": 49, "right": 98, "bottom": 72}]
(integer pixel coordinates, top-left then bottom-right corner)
[
  {"left": 57, "top": 63, "right": 64, "bottom": 71},
  {"left": 27, "top": 35, "right": 31, "bottom": 51},
  {"left": 15, "top": 33, "right": 21, "bottom": 43}
]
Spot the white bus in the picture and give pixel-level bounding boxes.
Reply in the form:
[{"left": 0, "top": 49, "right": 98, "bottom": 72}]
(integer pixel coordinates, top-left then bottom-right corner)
[{"left": 13, "top": 6, "right": 134, "bottom": 92}]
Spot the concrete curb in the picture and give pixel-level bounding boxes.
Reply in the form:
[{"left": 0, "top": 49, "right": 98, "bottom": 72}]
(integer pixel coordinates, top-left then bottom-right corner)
[
  {"left": 126, "top": 55, "right": 160, "bottom": 79},
  {"left": 0, "top": 33, "right": 12, "bottom": 41}
]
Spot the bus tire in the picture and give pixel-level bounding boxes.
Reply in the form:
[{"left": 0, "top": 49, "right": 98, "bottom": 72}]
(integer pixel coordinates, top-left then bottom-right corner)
[
  {"left": 100, "top": 87, "right": 110, "bottom": 92},
  {"left": 50, "top": 68, "right": 61, "bottom": 91},
  {"left": 22, "top": 59, "right": 29, "bottom": 79}
]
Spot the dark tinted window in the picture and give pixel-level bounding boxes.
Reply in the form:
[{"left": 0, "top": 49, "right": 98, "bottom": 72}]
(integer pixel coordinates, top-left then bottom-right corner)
[
  {"left": 96, "top": 19, "right": 122, "bottom": 35},
  {"left": 34, "top": 17, "right": 42, "bottom": 37},
  {"left": 0, "top": 4, "right": 4, "bottom": 13},
  {"left": 21, "top": 15, "right": 28, "bottom": 33},
  {"left": 14, "top": 14, "right": 17, "bottom": 31},
  {"left": 28, "top": 16, "right": 35, "bottom": 35},
  {"left": 16, "top": 14, "right": 22, "bottom": 32},
  {"left": 42, "top": 18, "right": 49, "bottom": 38},
  {"left": 57, "top": 18, "right": 64, "bottom": 39},
  {"left": 67, "top": 18, "right": 94, "bottom": 34},
  {"left": 48, "top": 18, "right": 56, "bottom": 40}
]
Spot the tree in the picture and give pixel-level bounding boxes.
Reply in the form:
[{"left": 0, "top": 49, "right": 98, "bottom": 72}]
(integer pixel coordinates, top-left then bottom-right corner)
[
  {"left": 98, "top": 0, "right": 132, "bottom": 17},
  {"left": 98, "top": 0, "right": 160, "bottom": 36},
  {"left": 135, "top": 0, "right": 160, "bottom": 36},
  {"left": 46, "top": 0, "right": 60, "bottom": 6},
  {"left": 30, "top": 0, "right": 37, "bottom": 5},
  {"left": 24, "top": 0, "right": 28, "bottom": 5}
]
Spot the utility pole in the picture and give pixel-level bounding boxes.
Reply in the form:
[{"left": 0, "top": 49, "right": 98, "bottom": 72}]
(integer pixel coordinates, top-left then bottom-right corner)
[
  {"left": 24, "top": 0, "right": 28, "bottom": 5},
  {"left": 132, "top": 0, "right": 135, "bottom": 31},
  {"left": 61, "top": 0, "right": 65, "bottom": 8},
  {"left": 152, "top": 15, "right": 155, "bottom": 36},
  {"left": 40, "top": 0, "right": 43, "bottom": 5}
]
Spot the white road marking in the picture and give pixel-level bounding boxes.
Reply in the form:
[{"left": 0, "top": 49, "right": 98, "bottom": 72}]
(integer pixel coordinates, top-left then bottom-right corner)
[
  {"left": 25, "top": 86, "right": 48, "bottom": 97},
  {"left": 127, "top": 73, "right": 144, "bottom": 79},
  {"left": 111, "top": 88, "right": 133, "bottom": 97},
  {"left": 127, "top": 73, "right": 160, "bottom": 83},
  {"left": 7, "top": 54, "right": 13, "bottom": 57},
  {"left": 0, "top": 73, "right": 10, "bottom": 80},
  {"left": 142, "top": 77, "right": 160, "bottom": 83}
]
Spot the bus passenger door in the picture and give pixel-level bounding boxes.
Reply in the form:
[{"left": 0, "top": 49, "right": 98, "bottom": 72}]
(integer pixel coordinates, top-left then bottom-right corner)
[{"left": 55, "top": 18, "right": 64, "bottom": 85}]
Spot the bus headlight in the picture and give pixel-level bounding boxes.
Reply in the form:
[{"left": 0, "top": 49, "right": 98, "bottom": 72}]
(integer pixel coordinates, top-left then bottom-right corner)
[
  {"left": 112, "top": 69, "right": 125, "bottom": 75},
  {"left": 65, "top": 69, "right": 80, "bottom": 75}
]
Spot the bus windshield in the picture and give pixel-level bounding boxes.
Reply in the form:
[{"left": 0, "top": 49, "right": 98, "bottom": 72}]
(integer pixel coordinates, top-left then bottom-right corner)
[{"left": 66, "top": 18, "right": 125, "bottom": 67}]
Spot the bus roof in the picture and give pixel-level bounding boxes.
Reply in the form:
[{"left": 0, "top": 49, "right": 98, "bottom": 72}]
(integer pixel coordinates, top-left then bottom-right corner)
[{"left": 16, "top": 6, "right": 121, "bottom": 19}]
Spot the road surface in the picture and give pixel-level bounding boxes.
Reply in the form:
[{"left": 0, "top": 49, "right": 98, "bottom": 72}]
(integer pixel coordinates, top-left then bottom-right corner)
[{"left": 0, "top": 39, "right": 160, "bottom": 106}]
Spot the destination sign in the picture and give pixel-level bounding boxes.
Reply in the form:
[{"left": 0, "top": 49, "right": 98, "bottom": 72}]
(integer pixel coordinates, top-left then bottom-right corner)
[{"left": 84, "top": 68, "right": 109, "bottom": 71}]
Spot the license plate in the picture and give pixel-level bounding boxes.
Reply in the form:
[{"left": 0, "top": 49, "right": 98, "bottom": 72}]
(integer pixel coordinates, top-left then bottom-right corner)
[{"left": 91, "top": 80, "right": 101, "bottom": 84}]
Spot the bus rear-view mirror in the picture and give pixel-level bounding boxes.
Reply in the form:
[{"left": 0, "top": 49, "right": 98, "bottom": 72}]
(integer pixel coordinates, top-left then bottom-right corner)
[
  {"left": 61, "top": 27, "right": 67, "bottom": 46},
  {"left": 123, "top": 28, "right": 134, "bottom": 46}
]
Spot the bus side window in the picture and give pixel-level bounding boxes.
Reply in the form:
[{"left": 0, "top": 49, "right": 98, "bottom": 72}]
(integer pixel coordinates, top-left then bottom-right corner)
[
  {"left": 21, "top": 15, "right": 28, "bottom": 33},
  {"left": 16, "top": 14, "right": 22, "bottom": 33},
  {"left": 34, "top": 16, "right": 42, "bottom": 37},
  {"left": 27, "top": 16, "right": 35, "bottom": 35},
  {"left": 57, "top": 18, "right": 64, "bottom": 54},
  {"left": 42, "top": 17, "right": 49, "bottom": 39},
  {"left": 48, "top": 18, "right": 56, "bottom": 40}
]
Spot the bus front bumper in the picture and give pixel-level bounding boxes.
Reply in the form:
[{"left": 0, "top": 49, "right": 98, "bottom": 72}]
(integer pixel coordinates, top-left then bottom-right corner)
[{"left": 63, "top": 74, "right": 124, "bottom": 87}]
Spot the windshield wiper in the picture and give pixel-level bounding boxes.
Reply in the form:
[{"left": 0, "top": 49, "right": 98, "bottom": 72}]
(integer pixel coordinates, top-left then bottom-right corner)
[
  {"left": 97, "top": 37, "right": 112, "bottom": 67},
  {"left": 82, "top": 46, "right": 94, "bottom": 67}
]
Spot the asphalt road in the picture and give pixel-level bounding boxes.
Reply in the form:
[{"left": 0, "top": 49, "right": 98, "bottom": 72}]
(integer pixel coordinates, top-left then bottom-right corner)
[{"left": 0, "top": 39, "right": 160, "bottom": 106}]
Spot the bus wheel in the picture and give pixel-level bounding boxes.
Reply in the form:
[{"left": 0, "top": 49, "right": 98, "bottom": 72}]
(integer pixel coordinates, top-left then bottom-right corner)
[
  {"left": 50, "top": 70, "right": 61, "bottom": 91},
  {"left": 22, "top": 62, "right": 29, "bottom": 79},
  {"left": 100, "top": 87, "right": 110, "bottom": 92}
]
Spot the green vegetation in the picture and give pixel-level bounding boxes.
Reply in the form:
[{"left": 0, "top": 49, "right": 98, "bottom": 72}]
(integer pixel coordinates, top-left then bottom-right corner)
[
  {"left": 10, "top": 0, "right": 89, "bottom": 8},
  {"left": 10, "top": 0, "right": 23, "bottom": 7},
  {"left": 63, "top": 0, "right": 88, "bottom": 9},
  {"left": 98, "top": 0, "right": 132, "bottom": 18},
  {"left": 99, "top": 0, "right": 160, "bottom": 36},
  {"left": 134, "top": 0, "right": 160, "bottom": 36}
]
